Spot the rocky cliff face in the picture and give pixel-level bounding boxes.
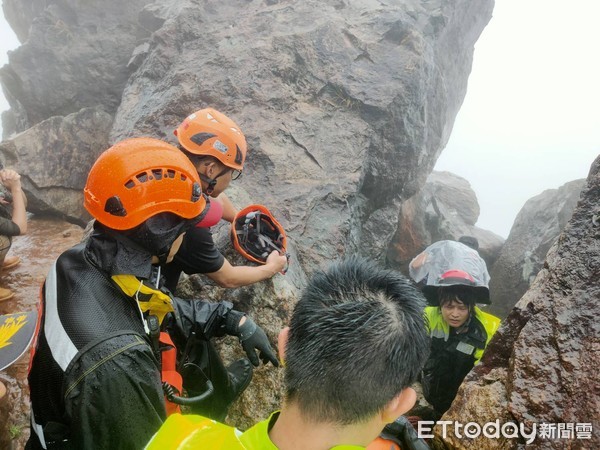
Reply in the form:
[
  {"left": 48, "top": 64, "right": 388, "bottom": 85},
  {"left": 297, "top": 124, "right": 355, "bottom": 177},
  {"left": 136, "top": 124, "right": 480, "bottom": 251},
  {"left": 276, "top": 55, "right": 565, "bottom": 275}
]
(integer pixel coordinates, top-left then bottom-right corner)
[
  {"left": 0, "top": 0, "right": 495, "bottom": 429},
  {"left": 488, "top": 179, "right": 586, "bottom": 319},
  {"left": 387, "top": 170, "right": 504, "bottom": 276},
  {"left": 0, "top": 0, "right": 494, "bottom": 272},
  {"left": 1, "top": 0, "right": 154, "bottom": 135},
  {"left": 432, "top": 156, "right": 600, "bottom": 450}
]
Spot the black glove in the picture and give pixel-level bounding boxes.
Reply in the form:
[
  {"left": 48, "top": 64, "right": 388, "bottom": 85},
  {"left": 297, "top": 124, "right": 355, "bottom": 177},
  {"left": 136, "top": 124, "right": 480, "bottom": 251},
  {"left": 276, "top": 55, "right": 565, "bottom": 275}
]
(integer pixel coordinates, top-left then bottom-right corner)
[
  {"left": 380, "top": 416, "right": 431, "bottom": 450},
  {"left": 225, "top": 311, "right": 279, "bottom": 367}
]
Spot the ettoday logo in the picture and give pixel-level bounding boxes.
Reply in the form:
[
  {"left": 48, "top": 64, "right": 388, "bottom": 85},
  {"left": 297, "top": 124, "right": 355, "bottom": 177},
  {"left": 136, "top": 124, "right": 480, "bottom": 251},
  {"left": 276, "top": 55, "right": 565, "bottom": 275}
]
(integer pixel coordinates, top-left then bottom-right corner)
[{"left": 417, "top": 420, "right": 593, "bottom": 444}]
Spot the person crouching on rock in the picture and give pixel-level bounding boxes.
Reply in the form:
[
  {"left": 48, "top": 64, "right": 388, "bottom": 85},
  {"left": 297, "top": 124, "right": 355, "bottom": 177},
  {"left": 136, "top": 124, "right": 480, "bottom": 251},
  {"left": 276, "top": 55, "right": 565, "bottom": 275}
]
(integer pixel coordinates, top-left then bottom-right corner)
[{"left": 26, "top": 138, "right": 278, "bottom": 450}]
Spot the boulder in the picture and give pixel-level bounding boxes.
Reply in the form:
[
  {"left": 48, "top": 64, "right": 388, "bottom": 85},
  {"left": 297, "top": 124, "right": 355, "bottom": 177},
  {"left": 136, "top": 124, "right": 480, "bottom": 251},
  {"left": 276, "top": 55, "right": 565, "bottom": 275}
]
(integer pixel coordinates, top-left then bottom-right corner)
[
  {"left": 488, "top": 179, "right": 586, "bottom": 319},
  {"left": 2, "top": 0, "right": 41, "bottom": 43},
  {"left": 0, "top": 107, "right": 113, "bottom": 223},
  {"left": 108, "top": 0, "right": 495, "bottom": 424},
  {"left": 387, "top": 171, "right": 504, "bottom": 275},
  {"left": 431, "top": 155, "right": 600, "bottom": 449},
  {"left": 0, "top": 0, "right": 496, "bottom": 428},
  {"left": 0, "top": 0, "right": 154, "bottom": 137},
  {"left": 110, "top": 0, "right": 494, "bottom": 280}
]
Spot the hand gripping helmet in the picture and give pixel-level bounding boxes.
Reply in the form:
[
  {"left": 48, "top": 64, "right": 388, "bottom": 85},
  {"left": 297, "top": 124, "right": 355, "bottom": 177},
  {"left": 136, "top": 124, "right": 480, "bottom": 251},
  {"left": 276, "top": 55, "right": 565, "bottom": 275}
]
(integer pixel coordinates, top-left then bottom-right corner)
[
  {"left": 174, "top": 108, "right": 247, "bottom": 171},
  {"left": 83, "top": 137, "right": 206, "bottom": 230},
  {"left": 231, "top": 204, "right": 287, "bottom": 265},
  {"left": 422, "top": 269, "right": 491, "bottom": 305}
]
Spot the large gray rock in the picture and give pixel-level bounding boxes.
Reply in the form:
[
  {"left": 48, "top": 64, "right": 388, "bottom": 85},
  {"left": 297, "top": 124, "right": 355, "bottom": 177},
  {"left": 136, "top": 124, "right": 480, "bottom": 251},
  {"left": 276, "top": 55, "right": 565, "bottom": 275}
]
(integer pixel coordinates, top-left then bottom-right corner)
[
  {"left": 0, "top": 0, "right": 495, "bottom": 428},
  {"left": 0, "top": 0, "right": 154, "bottom": 137},
  {"left": 108, "top": 0, "right": 494, "bottom": 425},
  {"left": 2, "top": 0, "right": 41, "bottom": 42},
  {"left": 432, "top": 156, "right": 600, "bottom": 450},
  {"left": 110, "top": 0, "right": 494, "bottom": 279},
  {"left": 488, "top": 179, "right": 586, "bottom": 319},
  {"left": 387, "top": 171, "right": 504, "bottom": 275},
  {"left": 0, "top": 107, "right": 113, "bottom": 222}
]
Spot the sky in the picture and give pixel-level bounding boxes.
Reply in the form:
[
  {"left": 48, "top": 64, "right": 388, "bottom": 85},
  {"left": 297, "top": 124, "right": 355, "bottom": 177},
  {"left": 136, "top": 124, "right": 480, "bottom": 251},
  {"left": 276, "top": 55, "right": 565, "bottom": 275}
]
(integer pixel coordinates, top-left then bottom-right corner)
[
  {"left": 1, "top": 1, "right": 598, "bottom": 239},
  {"left": 434, "top": 0, "right": 600, "bottom": 237}
]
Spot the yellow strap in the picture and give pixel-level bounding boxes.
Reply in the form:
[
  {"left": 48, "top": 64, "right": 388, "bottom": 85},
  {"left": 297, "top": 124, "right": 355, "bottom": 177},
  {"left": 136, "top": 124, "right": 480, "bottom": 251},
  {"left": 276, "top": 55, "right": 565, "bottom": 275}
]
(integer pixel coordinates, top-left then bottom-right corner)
[{"left": 112, "top": 274, "right": 174, "bottom": 325}]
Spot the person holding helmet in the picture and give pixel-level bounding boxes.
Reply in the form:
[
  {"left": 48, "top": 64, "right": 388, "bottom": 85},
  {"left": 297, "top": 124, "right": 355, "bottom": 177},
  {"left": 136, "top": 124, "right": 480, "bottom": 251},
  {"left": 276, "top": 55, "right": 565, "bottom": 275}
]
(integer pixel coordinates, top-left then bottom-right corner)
[
  {"left": 165, "top": 108, "right": 287, "bottom": 293},
  {"left": 26, "top": 138, "right": 278, "bottom": 450},
  {"left": 419, "top": 269, "right": 501, "bottom": 418}
]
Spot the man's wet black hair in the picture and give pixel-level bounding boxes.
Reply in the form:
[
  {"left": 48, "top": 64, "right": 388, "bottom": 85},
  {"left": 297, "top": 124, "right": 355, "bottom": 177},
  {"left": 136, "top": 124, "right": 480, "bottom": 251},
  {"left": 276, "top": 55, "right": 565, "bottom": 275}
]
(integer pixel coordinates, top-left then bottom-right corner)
[{"left": 284, "top": 257, "right": 430, "bottom": 425}]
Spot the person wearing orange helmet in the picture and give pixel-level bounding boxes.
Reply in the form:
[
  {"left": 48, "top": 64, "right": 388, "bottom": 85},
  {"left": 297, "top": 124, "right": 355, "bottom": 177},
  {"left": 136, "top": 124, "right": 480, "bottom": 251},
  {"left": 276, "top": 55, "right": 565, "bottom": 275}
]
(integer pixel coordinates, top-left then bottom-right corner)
[
  {"left": 26, "top": 138, "right": 278, "bottom": 450},
  {"left": 164, "top": 108, "right": 288, "bottom": 293}
]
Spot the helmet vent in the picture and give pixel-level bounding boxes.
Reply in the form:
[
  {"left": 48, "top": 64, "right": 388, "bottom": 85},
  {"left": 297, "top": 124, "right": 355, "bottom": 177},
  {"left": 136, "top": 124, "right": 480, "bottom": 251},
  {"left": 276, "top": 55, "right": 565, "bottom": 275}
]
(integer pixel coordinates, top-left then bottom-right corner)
[
  {"left": 235, "top": 145, "right": 243, "bottom": 165},
  {"left": 124, "top": 180, "right": 135, "bottom": 189},
  {"left": 190, "top": 132, "right": 216, "bottom": 146},
  {"left": 136, "top": 172, "right": 148, "bottom": 183},
  {"left": 166, "top": 169, "right": 176, "bottom": 179},
  {"left": 152, "top": 169, "right": 163, "bottom": 180}
]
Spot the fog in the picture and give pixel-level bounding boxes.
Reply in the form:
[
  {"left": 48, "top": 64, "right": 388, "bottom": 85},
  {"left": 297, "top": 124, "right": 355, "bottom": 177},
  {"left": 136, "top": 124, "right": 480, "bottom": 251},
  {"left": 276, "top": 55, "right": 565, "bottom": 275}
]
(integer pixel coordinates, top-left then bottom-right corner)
[
  {"left": 435, "top": 0, "right": 599, "bottom": 238},
  {"left": 1, "top": 1, "right": 598, "bottom": 239}
]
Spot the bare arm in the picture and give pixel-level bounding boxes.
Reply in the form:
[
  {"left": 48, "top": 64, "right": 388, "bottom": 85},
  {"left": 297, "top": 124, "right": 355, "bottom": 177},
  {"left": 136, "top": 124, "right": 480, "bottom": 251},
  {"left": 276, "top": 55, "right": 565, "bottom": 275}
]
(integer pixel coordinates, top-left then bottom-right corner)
[
  {"left": 213, "top": 192, "right": 238, "bottom": 223},
  {"left": 0, "top": 169, "right": 27, "bottom": 234},
  {"left": 206, "top": 251, "right": 287, "bottom": 288}
]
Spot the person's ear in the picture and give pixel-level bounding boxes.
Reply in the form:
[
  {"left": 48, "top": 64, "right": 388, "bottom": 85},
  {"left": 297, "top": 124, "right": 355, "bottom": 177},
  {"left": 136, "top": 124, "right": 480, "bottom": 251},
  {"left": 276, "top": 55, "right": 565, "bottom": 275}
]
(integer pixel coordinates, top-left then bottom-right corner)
[
  {"left": 277, "top": 327, "right": 290, "bottom": 367},
  {"left": 197, "top": 160, "right": 216, "bottom": 176},
  {"left": 206, "top": 160, "right": 218, "bottom": 176},
  {"left": 381, "top": 387, "right": 417, "bottom": 423}
]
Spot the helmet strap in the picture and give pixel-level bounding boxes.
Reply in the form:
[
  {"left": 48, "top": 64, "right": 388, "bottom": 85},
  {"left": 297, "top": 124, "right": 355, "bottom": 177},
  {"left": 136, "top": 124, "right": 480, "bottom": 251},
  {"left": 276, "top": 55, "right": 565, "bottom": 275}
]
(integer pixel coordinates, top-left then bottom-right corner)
[{"left": 199, "top": 167, "right": 230, "bottom": 196}]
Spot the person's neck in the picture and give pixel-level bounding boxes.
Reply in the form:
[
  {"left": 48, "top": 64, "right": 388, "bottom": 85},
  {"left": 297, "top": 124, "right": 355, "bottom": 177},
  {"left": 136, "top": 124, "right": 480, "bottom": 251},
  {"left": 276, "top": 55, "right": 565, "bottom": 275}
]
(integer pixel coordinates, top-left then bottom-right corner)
[{"left": 269, "top": 402, "right": 375, "bottom": 450}]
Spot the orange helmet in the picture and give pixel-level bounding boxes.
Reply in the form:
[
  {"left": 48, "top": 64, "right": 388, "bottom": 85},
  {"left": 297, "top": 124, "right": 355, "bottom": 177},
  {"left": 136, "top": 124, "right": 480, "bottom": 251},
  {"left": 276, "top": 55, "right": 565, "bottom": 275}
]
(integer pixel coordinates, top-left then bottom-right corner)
[
  {"left": 174, "top": 108, "right": 247, "bottom": 170},
  {"left": 84, "top": 137, "right": 206, "bottom": 230},
  {"left": 231, "top": 204, "right": 287, "bottom": 265}
]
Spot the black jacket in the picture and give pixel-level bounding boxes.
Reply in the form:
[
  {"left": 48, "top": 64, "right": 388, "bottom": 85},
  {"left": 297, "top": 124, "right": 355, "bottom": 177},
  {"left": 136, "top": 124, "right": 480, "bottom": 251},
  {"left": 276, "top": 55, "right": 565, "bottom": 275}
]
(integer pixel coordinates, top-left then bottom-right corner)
[
  {"left": 27, "top": 232, "right": 234, "bottom": 450},
  {"left": 421, "top": 316, "right": 488, "bottom": 415}
]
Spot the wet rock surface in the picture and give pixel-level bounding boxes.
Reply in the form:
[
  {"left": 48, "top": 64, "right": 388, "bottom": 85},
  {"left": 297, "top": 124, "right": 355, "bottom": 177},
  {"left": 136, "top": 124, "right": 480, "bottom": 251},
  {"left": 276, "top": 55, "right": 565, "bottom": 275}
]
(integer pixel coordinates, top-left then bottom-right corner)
[
  {"left": 488, "top": 179, "right": 586, "bottom": 319},
  {"left": 0, "top": 107, "right": 113, "bottom": 223},
  {"left": 0, "top": 0, "right": 495, "bottom": 426},
  {"left": 432, "top": 156, "right": 600, "bottom": 450},
  {"left": 0, "top": 217, "right": 84, "bottom": 449},
  {"left": 387, "top": 171, "right": 504, "bottom": 275},
  {"left": 0, "top": 0, "right": 154, "bottom": 136}
]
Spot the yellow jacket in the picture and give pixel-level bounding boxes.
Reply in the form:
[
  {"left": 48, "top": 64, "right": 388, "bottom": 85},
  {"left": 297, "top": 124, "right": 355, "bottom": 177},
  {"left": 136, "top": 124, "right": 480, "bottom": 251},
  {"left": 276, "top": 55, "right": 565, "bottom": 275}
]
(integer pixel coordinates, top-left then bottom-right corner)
[
  {"left": 145, "top": 412, "right": 366, "bottom": 450},
  {"left": 424, "top": 306, "right": 501, "bottom": 363}
]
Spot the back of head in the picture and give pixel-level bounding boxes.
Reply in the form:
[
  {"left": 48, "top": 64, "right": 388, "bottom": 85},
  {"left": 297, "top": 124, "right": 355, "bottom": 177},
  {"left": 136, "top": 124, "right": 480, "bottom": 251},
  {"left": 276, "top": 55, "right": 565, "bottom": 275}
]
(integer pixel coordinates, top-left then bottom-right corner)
[
  {"left": 284, "top": 257, "right": 429, "bottom": 425},
  {"left": 174, "top": 108, "right": 247, "bottom": 170}
]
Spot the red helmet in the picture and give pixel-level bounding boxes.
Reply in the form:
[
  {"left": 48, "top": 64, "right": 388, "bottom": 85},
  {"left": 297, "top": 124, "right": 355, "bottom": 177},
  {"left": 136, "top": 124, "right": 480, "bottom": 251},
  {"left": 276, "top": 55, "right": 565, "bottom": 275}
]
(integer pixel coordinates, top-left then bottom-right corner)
[
  {"left": 231, "top": 204, "right": 287, "bottom": 265},
  {"left": 437, "top": 269, "right": 476, "bottom": 285},
  {"left": 84, "top": 138, "right": 206, "bottom": 230},
  {"left": 174, "top": 108, "right": 247, "bottom": 170}
]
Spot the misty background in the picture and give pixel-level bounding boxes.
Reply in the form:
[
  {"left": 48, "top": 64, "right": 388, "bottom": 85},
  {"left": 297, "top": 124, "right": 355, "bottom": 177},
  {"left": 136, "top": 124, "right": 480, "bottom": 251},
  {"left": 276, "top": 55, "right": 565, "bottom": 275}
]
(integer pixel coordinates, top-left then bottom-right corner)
[{"left": 1, "top": 0, "right": 598, "bottom": 238}]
